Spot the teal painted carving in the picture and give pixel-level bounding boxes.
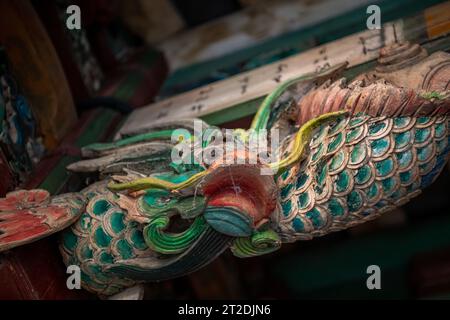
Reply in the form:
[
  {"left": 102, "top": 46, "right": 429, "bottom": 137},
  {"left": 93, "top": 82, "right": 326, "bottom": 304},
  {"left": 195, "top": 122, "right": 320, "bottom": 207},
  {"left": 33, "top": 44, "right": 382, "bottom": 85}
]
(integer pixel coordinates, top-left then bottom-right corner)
[{"left": 0, "top": 43, "right": 449, "bottom": 296}]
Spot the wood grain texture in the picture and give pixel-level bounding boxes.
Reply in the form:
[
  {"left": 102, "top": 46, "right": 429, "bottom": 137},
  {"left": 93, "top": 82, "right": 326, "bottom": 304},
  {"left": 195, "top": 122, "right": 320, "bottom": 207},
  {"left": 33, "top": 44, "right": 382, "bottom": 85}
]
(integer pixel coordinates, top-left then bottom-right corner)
[{"left": 0, "top": 0, "right": 77, "bottom": 149}]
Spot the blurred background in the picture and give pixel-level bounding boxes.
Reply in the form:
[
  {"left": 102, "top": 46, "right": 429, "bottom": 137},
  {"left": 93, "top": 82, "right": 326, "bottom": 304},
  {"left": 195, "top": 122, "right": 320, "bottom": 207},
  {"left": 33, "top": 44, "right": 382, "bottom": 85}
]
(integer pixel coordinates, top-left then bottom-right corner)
[{"left": 0, "top": 0, "right": 449, "bottom": 299}]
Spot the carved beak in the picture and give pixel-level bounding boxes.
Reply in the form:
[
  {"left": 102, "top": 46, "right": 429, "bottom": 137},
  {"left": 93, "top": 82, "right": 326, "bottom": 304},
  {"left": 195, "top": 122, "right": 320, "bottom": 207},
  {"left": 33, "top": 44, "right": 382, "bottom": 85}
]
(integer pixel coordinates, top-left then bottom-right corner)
[{"left": 201, "top": 164, "right": 277, "bottom": 237}]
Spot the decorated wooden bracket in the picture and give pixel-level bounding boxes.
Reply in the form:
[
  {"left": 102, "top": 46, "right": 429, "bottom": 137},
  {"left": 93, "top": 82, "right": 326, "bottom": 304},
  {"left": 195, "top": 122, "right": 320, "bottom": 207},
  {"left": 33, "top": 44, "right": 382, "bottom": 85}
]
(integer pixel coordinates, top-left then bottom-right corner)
[{"left": 0, "top": 42, "right": 448, "bottom": 297}]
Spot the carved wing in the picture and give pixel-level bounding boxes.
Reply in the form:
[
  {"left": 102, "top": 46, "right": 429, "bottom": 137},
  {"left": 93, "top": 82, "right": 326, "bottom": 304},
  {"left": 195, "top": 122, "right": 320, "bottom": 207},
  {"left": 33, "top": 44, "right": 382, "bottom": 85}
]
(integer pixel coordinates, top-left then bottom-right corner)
[{"left": 0, "top": 189, "right": 85, "bottom": 252}]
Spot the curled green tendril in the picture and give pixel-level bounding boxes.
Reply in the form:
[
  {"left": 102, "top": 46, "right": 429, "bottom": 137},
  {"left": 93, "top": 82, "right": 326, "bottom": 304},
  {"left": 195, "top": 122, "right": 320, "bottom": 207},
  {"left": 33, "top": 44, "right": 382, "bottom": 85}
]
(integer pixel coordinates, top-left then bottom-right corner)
[
  {"left": 251, "top": 75, "right": 307, "bottom": 131},
  {"left": 231, "top": 229, "right": 281, "bottom": 258},
  {"left": 143, "top": 215, "right": 207, "bottom": 255}
]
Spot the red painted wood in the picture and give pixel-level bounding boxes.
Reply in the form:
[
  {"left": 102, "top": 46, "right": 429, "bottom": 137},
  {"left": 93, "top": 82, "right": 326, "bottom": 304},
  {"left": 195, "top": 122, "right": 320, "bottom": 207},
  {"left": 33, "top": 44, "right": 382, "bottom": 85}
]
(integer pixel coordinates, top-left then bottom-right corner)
[{"left": 0, "top": 238, "right": 93, "bottom": 299}]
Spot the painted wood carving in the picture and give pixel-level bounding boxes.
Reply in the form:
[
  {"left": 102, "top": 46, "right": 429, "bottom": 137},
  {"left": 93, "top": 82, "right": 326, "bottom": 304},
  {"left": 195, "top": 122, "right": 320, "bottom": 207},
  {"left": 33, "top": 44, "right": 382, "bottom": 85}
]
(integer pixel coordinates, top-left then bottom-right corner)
[
  {"left": 0, "top": 42, "right": 449, "bottom": 296},
  {"left": 0, "top": 0, "right": 77, "bottom": 149}
]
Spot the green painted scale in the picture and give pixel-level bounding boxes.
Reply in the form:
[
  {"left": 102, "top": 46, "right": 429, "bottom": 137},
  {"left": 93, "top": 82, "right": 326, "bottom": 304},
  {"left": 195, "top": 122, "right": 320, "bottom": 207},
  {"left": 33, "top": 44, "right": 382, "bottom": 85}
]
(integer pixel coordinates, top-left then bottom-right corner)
[
  {"left": 276, "top": 114, "right": 449, "bottom": 241},
  {"left": 0, "top": 43, "right": 449, "bottom": 296}
]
